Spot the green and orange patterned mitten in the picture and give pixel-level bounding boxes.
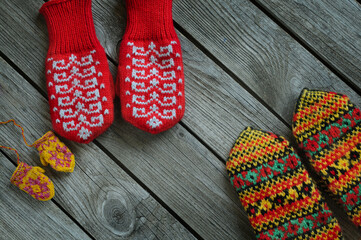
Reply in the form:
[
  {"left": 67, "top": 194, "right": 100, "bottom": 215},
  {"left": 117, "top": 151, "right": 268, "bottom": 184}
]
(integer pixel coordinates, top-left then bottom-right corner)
[
  {"left": 10, "top": 162, "right": 54, "bottom": 201},
  {"left": 33, "top": 131, "right": 75, "bottom": 172},
  {"left": 293, "top": 89, "right": 361, "bottom": 228},
  {"left": 226, "top": 127, "right": 342, "bottom": 240}
]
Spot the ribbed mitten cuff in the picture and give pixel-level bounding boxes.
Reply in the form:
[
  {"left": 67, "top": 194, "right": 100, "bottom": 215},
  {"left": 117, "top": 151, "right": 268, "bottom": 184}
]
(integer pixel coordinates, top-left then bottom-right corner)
[
  {"left": 124, "top": 0, "right": 177, "bottom": 40},
  {"left": 40, "top": 0, "right": 99, "bottom": 54}
]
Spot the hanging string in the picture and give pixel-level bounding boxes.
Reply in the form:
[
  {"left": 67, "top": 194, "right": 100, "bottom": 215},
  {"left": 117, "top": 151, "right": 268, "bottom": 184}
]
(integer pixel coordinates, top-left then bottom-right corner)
[
  {"left": 0, "top": 119, "right": 37, "bottom": 165},
  {"left": 0, "top": 145, "right": 20, "bottom": 165},
  {"left": 0, "top": 119, "right": 36, "bottom": 147}
]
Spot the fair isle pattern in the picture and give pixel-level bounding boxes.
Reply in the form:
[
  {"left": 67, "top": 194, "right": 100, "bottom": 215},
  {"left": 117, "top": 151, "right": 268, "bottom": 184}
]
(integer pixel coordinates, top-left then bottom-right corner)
[
  {"left": 116, "top": 0, "right": 185, "bottom": 134},
  {"left": 119, "top": 40, "right": 185, "bottom": 133},
  {"left": 124, "top": 41, "right": 183, "bottom": 130},
  {"left": 226, "top": 128, "right": 342, "bottom": 240},
  {"left": 10, "top": 162, "right": 54, "bottom": 201},
  {"left": 34, "top": 131, "right": 75, "bottom": 172},
  {"left": 40, "top": 0, "right": 114, "bottom": 143},
  {"left": 293, "top": 89, "right": 361, "bottom": 229},
  {"left": 46, "top": 50, "right": 110, "bottom": 142}
]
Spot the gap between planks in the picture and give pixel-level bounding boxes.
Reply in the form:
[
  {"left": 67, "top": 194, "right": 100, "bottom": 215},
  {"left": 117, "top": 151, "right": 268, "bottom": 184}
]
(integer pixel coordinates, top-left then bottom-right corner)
[
  {"left": 0, "top": 148, "right": 96, "bottom": 240},
  {"left": 5, "top": 0, "right": 359, "bottom": 238},
  {"left": 0, "top": 50, "right": 204, "bottom": 240},
  {"left": 246, "top": 0, "right": 361, "bottom": 95},
  {"left": 173, "top": 21, "right": 292, "bottom": 130},
  {"left": 1, "top": 0, "right": 345, "bottom": 236},
  {"left": 171, "top": 2, "right": 361, "bottom": 121}
]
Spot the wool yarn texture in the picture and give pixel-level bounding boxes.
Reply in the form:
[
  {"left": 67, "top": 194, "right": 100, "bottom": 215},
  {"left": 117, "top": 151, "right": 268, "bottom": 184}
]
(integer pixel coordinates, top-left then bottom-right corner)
[
  {"left": 117, "top": 0, "right": 185, "bottom": 134},
  {"left": 226, "top": 127, "right": 342, "bottom": 240},
  {"left": 293, "top": 89, "right": 361, "bottom": 229},
  {"left": 1, "top": 120, "right": 75, "bottom": 172},
  {"left": 34, "top": 131, "right": 75, "bottom": 172},
  {"left": 10, "top": 162, "right": 55, "bottom": 201},
  {"left": 1, "top": 120, "right": 77, "bottom": 200},
  {"left": 40, "top": 0, "right": 114, "bottom": 143}
]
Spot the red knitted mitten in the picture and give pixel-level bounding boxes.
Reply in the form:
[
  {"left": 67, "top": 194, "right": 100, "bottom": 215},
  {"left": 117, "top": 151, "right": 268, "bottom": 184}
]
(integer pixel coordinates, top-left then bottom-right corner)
[
  {"left": 40, "top": 0, "right": 114, "bottom": 143},
  {"left": 117, "top": 0, "right": 185, "bottom": 134}
]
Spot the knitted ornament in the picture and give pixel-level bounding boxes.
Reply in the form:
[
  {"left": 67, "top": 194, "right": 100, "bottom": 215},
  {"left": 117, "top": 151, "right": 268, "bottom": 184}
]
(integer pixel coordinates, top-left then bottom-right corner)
[
  {"left": 40, "top": 0, "right": 114, "bottom": 143},
  {"left": 1, "top": 120, "right": 59, "bottom": 201},
  {"left": 34, "top": 131, "right": 75, "bottom": 172},
  {"left": 117, "top": 0, "right": 185, "bottom": 134},
  {"left": 1, "top": 120, "right": 75, "bottom": 172},
  {"left": 226, "top": 127, "right": 342, "bottom": 240},
  {"left": 10, "top": 162, "right": 55, "bottom": 201},
  {"left": 293, "top": 89, "right": 361, "bottom": 229}
]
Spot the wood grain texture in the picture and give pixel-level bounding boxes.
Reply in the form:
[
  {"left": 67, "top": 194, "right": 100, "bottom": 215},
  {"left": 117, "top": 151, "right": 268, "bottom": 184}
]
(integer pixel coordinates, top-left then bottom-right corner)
[
  {"left": 0, "top": 1, "right": 257, "bottom": 235},
  {"left": 171, "top": 0, "right": 361, "bottom": 238},
  {"left": 0, "top": 52, "right": 254, "bottom": 239},
  {"left": 90, "top": 0, "right": 292, "bottom": 156},
  {"left": 0, "top": 57, "right": 196, "bottom": 240},
  {"left": 0, "top": 0, "right": 291, "bottom": 160},
  {"left": 2, "top": 0, "right": 361, "bottom": 239},
  {"left": 252, "top": 0, "right": 361, "bottom": 89},
  {"left": 0, "top": 154, "right": 91, "bottom": 240},
  {"left": 172, "top": 0, "right": 361, "bottom": 123},
  {"left": 0, "top": 0, "right": 287, "bottom": 239}
]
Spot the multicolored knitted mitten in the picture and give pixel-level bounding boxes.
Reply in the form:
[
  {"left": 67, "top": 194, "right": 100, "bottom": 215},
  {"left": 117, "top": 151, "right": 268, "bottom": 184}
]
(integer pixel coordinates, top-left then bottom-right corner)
[
  {"left": 10, "top": 162, "right": 55, "bottom": 201},
  {"left": 40, "top": 0, "right": 114, "bottom": 143},
  {"left": 117, "top": 0, "right": 185, "bottom": 134},
  {"left": 293, "top": 89, "right": 361, "bottom": 229},
  {"left": 226, "top": 127, "right": 342, "bottom": 240},
  {"left": 33, "top": 131, "right": 75, "bottom": 172}
]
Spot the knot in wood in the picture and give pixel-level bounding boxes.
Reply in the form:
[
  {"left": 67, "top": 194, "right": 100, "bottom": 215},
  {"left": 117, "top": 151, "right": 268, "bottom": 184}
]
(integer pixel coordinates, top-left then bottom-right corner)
[{"left": 100, "top": 190, "right": 136, "bottom": 236}]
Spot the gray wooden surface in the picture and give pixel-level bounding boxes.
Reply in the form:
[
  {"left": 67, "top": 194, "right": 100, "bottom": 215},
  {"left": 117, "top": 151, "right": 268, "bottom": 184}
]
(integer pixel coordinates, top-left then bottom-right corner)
[
  {"left": 0, "top": 154, "right": 91, "bottom": 240},
  {"left": 252, "top": 0, "right": 361, "bottom": 89},
  {"left": 0, "top": 57, "right": 196, "bottom": 239},
  {"left": 1, "top": 0, "right": 361, "bottom": 239}
]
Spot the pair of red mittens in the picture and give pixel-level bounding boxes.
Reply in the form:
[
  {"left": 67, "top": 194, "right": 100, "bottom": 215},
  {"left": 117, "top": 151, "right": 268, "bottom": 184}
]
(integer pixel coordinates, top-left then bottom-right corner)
[{"left": 40, "top": 0, "right": 185, "bottom": 143}]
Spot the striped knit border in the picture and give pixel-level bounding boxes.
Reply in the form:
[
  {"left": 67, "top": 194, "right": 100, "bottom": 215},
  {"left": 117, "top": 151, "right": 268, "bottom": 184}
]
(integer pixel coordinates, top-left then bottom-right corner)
[
  {"left": 293, "top": 89, "right": 361, "bottom": 229},
  {"left": 227, "top": 127, "right": 342, "bottom": 239}
]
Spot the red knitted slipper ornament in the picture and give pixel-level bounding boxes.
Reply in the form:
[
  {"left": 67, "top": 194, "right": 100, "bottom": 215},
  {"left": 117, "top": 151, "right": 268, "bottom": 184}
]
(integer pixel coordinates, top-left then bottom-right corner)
[
  {"left": 117, "top": 0, "right": 185, "bottom": 134},
  {"left": 40, "top": 0, "right": 114, "bottom": 143}
]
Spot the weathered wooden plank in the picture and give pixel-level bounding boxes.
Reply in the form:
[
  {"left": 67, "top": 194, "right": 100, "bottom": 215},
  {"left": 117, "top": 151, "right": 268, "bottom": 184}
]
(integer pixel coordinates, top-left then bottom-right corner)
[
  {"left": 0, "top": 57, "right": 196, "bottom": 240},
  {"left": 252, "top": 0, "right": 361, "bottom": 89},
  {"left": 171, "top": 0, "right": 361, "bottom": 238},
  {"left": 91, "top": 6, "right": 361, "bottom": 239},
  {"left": 93, "top": 0, "right": 361, "bottom": 238},
  {"left": 0, "top": 0, "right": 291, "bottom": 158},
  {"left": 0, "top": 56, "right": 253, "bottom": 239},
  {"left": 2, "top": 0, "right": 361, "bottom": 239},
  {"left": 0, "top": 0, "right": 289, "bottom": 239},
  {"left": 0, "top": 154, "right": 91, "bottom": 240},
  {"left": 172, "top": 0, "right": 361, "bottom": 123}
]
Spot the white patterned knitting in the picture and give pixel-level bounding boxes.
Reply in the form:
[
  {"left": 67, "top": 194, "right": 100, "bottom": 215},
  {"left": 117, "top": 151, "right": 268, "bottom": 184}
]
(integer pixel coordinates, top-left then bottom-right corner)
[
  {"left": 125, "top": 41, "right": 182, "bottom": 129},
  {"left": 47, "top": 50, "right": 107, "bottom": 140}
]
